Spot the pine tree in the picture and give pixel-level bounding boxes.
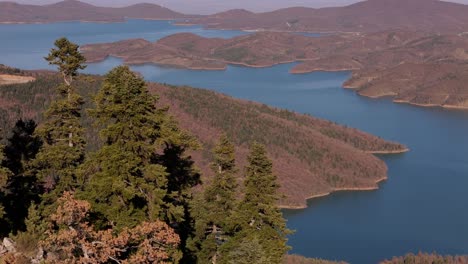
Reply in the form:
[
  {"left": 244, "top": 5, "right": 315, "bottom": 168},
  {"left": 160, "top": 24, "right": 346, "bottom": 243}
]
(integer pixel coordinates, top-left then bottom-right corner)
[
  {"left": 31, "top": 38, "right": 86, "bottom": 218},
  {"left": 3, "top": 119, "right": 42, "bottom": 175},
  {"left": 221, "top": 142, "right": 291, "bottom": 264},
  {"left": 45, "top": 37, "right": 86, "bottom": 87},
  {"left": 224, "top": 236, "right": 271, "bottom": 264},
  {"left": 0, "top": 134, "right": 12, "bottom": 223},
  {"left": 81, "top": 66, "right": 169, "bottom": 229},
  {"left": 1, "top": 120, "right": 42, "bottom": 234},
  {"left": 192, "top": 135, "right": 238, "bottom": 263},
  {"left": 81, "top": 66, "right": 200, "bottom": 262},
  {"left": 156, "top": 115, "right": 201, "bottom": 263}
]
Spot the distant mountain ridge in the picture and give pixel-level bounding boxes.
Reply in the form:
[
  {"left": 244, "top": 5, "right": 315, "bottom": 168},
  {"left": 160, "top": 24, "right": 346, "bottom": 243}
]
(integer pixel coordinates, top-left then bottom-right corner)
[
  {"left": 0, "top": 0, "right": 191, "bottom": 23},
  {"left": 184, "top": 0, "right": 468, "bottom": 33},
  {"left": 2, "top": 0, "right": 468, "bottom": 33}
]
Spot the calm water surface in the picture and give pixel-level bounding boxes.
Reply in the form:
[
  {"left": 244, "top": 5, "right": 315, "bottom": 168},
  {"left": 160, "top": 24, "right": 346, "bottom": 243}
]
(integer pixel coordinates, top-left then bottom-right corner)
[
  {"left": 1, "top": 20, "right": 468, "bottom": 264},
  {"left": 0, "top": 19, "right": 247, "bottom": 70}
]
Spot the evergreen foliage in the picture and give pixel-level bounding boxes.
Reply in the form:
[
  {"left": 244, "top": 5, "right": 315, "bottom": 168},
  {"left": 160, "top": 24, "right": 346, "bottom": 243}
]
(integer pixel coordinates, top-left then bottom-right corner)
[
  {"left": 30, "top": 38, "right": 87, "bottom": 227},
  {"left": 0, "top": 134, "right": 11, "bottom": 223},
  {"left": 0, "top": 40, "right": 298, "bottom": 264},
  {"left": 81, "top": 66, "right": 200, "bottom": 262},
  {"left": 81, "top": 65, "right": 168, "bottom": 229},
  {"left": 156, "top": 120, "right": 201, "bottom": 264},
  {"left": 2, "top": 120, "right": 42, "bottom": 175},
  {"left": 45, "top": 37, "right": 86, "bottom": 86},
  {"left": 191, "top": 135, "right": 238, "bottom": 263},
  {"left": 225, "top": 236, "right": 271, "bottom": 264},
  {"left": 0, "top": 120, "right": 42, "bottom": 235},
  {"left": 222, "top": 142, "right": 291, "bottom": 264}
]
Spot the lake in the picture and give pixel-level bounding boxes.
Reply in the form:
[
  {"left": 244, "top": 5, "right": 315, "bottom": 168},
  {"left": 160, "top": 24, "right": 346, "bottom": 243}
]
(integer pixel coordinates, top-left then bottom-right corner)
[{"left": 1, "top": 20, "right": 468, "bottom": 264}]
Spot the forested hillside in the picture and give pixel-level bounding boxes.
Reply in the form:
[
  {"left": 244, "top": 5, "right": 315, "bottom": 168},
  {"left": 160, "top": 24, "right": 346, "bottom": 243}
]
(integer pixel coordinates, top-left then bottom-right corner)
[
  {"left": 0, "top": 65, "right": 406, "bottom": 209},
  {"left": 0, "top": 39, "right": 294, "bottom": 263}
]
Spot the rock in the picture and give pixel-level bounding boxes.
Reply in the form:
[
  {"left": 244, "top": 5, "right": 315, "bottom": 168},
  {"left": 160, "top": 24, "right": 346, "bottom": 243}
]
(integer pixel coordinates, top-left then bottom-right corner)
[
  {"left": 31, "top": 247, "right": 44, "bottom": 264},
  {"left": 3, "top": 237, "right": 16, "bottom": 253},
  {"left": 0, "top": 243, "right": 7, "bottom": 255}
]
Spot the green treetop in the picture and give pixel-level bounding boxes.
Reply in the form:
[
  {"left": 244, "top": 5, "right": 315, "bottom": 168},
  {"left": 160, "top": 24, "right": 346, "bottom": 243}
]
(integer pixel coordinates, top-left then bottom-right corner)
[
  {"left": 82, "top": 66, "right": 169, "bottom": 229},
  {"left": 191, "top": 135, "right": 239, "bottom": 264},
  {"left": 222, "top": 142, "right": 291, "bottom": 264},
  {"left": 45, "top": 37, "right": 86, "bottom": 86},
  {"left": 83, "top": 66, "right": 200, "bottom": 262}
]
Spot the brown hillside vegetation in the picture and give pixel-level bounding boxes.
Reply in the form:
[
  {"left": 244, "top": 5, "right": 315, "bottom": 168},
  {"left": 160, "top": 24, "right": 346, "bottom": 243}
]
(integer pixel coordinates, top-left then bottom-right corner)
[
  {"left": 381, "top": 253, "right": 468, "bottom": 264},
  {"left": 185, "top": 0, "right": 468, "bottom": 33},
  {"left": 344, "top": 62, "right": 468, "bottom": 109},
  {"left": 83, "top": 30, "right": 468, "bottom": 109},
  {"left": 0, "top": 67, "right": 406, "bottom": 209},
  {"left": 0, "top": 0, "right": 189, "bottom": 24}
]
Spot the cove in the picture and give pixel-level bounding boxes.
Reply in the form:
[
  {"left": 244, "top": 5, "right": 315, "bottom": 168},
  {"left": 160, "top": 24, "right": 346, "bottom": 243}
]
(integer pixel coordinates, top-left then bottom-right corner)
[{"left": 1, "top": 20, "right": 468, "bottom": 264}]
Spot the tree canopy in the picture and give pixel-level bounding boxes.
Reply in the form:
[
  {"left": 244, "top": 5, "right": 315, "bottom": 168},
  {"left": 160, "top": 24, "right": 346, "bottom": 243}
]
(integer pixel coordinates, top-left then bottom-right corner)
[
  {"left": 0, "top": 39, "right": 293, "bottom": 264},
  {"left": 222, "top": 142, "right": 292, "bottom": 264},
  {"left": 45, "top": 37, "right": 86, "bottom": 86},
  {"left": 191, "top": 135, "right": 239, "bottom": 263}
]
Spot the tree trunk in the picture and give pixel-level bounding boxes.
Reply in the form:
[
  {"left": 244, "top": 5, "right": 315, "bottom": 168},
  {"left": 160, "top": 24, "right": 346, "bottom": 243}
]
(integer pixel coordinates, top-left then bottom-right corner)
[
  {"left": 212, "top": 224, "right": 218, "bottom": 264},
  {"left": 69, "top": 128, "right": 73, "bottom": 147},
  {"left": 66, "top": 77, "right": 73, "bottom": 148}
]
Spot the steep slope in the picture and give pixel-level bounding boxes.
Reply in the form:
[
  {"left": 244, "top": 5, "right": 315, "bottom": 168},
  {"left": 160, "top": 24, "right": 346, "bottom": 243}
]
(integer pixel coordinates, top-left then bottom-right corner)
[{"left": 0, "top": 67, "right": 407, "bottom": 209}]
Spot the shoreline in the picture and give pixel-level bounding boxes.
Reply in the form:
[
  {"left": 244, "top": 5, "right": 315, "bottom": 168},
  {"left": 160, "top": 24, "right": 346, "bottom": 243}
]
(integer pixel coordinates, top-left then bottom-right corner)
[
  {"left": 0, "top": 18, "right": 362, "bottom": 35},
  {"left": 0, "top": 18, "right": 185, "bottom": 25},
  {"left": 346, "top": 86, "right": 468, "bottom": 110},
  {"left": 394, "top": 99, "right": 468, "bottom": 110},
  {"left": 290, "top": 67, "right": 357, "bottom": 74},
  {"left": 280, "top": 177, "right": 388, "bottom": 210},
  {"left": 365, "top": 148, "right": 410, "bottom": 154}
]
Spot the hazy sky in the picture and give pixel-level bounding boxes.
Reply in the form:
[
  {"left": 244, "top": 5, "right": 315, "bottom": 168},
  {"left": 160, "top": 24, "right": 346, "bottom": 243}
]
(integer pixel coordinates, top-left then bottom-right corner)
[{"left": 6, "top": 0, "right": 468, "bottom": 14}]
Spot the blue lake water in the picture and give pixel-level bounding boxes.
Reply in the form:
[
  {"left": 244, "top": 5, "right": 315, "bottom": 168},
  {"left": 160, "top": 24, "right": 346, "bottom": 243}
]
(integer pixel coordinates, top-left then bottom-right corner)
[
  {"left": 1, "top": 20, "right": 468, "bottom": 264},
  {"left": 0, "top": 19, "right": 247, "bottom": 70}
]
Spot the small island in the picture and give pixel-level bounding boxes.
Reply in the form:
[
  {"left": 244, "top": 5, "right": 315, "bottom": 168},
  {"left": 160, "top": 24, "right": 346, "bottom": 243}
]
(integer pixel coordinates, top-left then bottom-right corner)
[{"left": 82, "top": 30, "right": 468, "bottom": 110}]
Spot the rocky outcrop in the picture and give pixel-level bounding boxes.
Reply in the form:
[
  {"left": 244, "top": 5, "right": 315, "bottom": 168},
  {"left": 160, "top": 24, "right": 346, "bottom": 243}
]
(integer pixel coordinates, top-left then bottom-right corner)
[{"left": 0, "top": 237, "right": 44, "bottom": 263}]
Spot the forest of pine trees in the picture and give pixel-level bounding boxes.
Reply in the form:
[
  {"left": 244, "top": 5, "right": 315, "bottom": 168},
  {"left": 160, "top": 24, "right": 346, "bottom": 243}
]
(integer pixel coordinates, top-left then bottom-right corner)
[{"left": 0, "top": 38, "right": 291, "bottom": 263}]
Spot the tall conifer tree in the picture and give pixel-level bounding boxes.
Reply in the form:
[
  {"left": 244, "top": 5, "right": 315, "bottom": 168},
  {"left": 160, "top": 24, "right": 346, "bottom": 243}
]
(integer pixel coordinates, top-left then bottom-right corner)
[
  {"left": 222, "top": 142, "right": 291, "bottom": 264},
  {"left": 82, "top": 66, "right": 200, "bottom": 262},
  {"left": 31, "top": 38, "right": 86, "bottom": 214},
  {"left": 192, "top": 135, "right": 238, "bottom": 263},
  {"left": 82, "top": 66, "right": 169, "bottom": 229},
  {"left": 0, "top": 135, "right": 12, "bottom": 223},
  {"left": 1, "top": 120, "right": 42, "bottom": 233},
  {"left": 157, "top": 116, "right": 201, "bottom": 264}
]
